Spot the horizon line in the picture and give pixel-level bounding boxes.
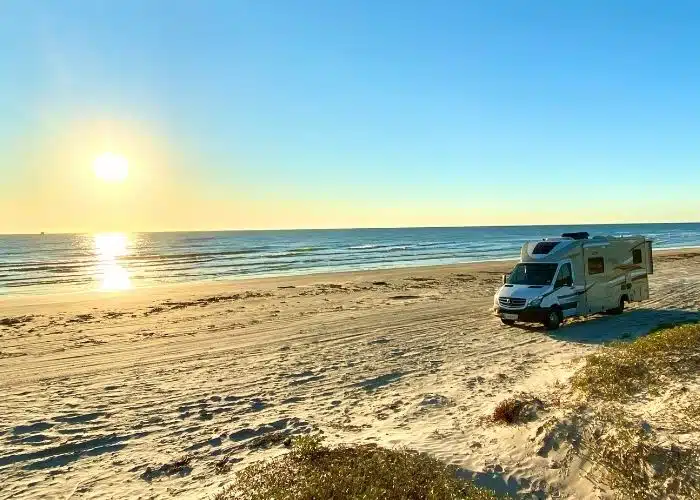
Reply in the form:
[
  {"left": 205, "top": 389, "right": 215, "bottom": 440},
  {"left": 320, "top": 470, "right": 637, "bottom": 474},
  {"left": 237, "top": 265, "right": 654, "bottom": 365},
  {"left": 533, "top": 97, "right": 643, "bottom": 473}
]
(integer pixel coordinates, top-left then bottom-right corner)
[{"left": 2, "top": 220, "right": 699, "bottom": 236}]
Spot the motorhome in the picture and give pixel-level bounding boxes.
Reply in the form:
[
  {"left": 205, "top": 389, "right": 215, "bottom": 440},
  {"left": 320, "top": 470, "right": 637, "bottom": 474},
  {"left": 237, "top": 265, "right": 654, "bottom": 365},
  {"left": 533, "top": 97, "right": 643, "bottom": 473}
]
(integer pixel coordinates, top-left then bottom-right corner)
[{"left": 493, "top": 232, "right": 653, "bottom": 330}]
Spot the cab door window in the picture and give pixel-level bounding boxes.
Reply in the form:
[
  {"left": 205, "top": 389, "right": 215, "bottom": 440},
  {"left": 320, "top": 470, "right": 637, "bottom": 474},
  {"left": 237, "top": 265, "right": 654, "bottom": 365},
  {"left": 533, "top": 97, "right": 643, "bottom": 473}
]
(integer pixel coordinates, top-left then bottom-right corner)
[{"left": 555, "top": 263, "right": 573, "bottom": 288}]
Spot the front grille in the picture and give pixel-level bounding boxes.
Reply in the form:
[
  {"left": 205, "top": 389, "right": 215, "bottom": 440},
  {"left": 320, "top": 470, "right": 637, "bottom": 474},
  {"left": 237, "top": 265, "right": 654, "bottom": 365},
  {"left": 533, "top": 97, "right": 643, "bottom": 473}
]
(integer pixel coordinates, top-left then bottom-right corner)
[{"left": 499, "top": 297, "right": 527, "bottom": 309}]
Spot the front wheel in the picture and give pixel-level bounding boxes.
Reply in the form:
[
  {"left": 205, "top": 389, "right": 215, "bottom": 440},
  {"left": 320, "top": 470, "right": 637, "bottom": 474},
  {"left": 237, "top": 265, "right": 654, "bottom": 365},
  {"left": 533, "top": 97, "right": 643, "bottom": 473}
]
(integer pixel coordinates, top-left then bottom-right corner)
[
  {"left": 544, "top": 309, "right": 562, "bottom": 330},
  {"left": 501, "top": 318, "right": 516, "bottom": 326},
  {"left": 608, "top": 297, "right": 625, "bottom": 315}
]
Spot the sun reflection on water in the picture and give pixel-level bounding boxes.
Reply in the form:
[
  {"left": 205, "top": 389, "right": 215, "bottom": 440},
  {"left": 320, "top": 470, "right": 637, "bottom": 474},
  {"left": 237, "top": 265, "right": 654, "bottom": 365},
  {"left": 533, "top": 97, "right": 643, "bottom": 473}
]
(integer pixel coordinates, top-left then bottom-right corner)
[{"left": 94, "top": 233, "right": 132, "bottom": 291}]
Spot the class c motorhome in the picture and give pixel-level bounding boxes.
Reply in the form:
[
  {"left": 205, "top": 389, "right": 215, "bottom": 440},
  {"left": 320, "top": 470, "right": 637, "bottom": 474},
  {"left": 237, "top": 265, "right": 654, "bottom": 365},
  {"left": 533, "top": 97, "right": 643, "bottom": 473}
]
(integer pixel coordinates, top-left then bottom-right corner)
[{"left": 493, "top": 232, "right": 653, "bottom": 330}]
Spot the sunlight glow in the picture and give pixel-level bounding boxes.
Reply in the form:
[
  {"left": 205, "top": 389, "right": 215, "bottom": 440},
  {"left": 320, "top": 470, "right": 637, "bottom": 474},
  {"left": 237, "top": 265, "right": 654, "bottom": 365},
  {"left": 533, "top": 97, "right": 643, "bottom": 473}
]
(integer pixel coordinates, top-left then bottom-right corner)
[
  {"left": 101, "top": 265, "right": 131, "bottom": 291},
  {"left": 94, "top": 233, "right": 132, "bottom": 290},
  {"left": 93, "top": 153, "right": 129, "bottom": 182}
]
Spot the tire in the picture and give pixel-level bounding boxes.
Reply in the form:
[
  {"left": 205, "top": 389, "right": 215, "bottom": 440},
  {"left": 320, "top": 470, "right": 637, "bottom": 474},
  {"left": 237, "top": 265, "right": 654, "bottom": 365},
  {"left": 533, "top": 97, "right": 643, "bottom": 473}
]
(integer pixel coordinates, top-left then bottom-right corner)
[
  {"left": 501, "top": 318, "right": 516, "bottom": 326},
  {"left": 608, "top": 297, "right": 626, "bottom": 315},
  {"left": 544, "top": 309, "right": 562, "bottom": 330}
]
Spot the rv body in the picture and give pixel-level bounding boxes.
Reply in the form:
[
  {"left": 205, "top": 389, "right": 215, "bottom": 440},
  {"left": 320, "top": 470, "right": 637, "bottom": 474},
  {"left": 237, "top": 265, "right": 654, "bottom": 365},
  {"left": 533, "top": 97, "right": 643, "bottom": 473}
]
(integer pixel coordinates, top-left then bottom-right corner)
[{"left": 493, "top": 232, "right": 653, "bottom": 330}]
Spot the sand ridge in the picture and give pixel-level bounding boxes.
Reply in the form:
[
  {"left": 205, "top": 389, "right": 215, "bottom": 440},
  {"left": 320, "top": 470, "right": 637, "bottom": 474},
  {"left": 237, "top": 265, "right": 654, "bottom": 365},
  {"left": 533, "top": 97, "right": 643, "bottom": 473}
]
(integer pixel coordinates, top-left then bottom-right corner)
[{"left": 1, "top": 251, "right": 699, "bottom": 498}]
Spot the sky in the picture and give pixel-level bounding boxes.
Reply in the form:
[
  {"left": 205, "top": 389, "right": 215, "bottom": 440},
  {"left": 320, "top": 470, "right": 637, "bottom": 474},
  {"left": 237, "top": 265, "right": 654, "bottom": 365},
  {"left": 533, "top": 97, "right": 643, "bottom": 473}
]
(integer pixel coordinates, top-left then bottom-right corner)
[{"left": 2, "top": 0, "right": 700, "bottom": 233}]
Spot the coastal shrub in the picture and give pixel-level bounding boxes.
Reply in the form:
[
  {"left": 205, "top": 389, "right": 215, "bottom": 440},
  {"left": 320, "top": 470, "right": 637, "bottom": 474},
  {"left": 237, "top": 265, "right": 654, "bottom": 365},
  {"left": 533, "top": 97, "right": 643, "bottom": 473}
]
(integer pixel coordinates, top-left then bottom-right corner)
[
  {"left": 215, "top": 435, "right": 497, "bottom": 500},
  {"left": 571, "top": 322, "right": 700, "bottom": 400},
  {"left": 563, "top": 323, "right": 700, "bottom": 498},
  {"left": 680, "top": 401, "right": 700, "bottom": 432},
  {"left": 580, "top": 408, "right": 700, "bottom": 499}
]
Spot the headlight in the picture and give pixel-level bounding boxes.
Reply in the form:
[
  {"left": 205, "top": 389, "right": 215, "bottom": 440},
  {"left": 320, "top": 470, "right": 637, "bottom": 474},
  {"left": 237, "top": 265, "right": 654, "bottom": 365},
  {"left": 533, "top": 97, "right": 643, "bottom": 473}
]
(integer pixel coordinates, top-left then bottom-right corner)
[{"left": 529, "top": 296, "right": 543, "bottom": 307}]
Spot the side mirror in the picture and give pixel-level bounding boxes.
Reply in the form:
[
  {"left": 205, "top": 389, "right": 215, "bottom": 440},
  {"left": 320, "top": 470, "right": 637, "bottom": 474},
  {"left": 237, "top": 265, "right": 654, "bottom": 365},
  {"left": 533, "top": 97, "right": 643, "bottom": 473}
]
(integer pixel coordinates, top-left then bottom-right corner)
[{"left": 502, "top": 274, "right": 508, "bottom": 284}]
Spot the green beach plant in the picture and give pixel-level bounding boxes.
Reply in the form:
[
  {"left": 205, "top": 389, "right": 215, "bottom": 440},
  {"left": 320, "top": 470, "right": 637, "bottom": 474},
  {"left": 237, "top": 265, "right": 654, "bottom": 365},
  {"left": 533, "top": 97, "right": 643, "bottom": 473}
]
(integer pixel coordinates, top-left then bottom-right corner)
[{"left": 215, "top": 435, "right": 497, "bottom": 500}]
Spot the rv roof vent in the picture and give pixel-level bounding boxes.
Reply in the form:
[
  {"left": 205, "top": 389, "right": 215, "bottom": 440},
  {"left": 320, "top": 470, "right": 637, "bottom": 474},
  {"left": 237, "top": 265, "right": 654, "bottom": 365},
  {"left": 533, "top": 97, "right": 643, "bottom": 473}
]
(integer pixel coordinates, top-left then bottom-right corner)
[
  {"left": 533, "top": 241, "right": 559, "bottom": 254},
  {"left": 561, "top": 232, "right": 589, "bottom": 240}
]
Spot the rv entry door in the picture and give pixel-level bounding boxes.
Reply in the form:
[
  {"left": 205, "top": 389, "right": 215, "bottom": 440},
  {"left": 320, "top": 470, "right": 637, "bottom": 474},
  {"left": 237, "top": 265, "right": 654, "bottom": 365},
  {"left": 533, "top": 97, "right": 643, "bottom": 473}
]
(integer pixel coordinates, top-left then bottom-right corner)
[{"left": 583, "top": 248, "right": 610, "bottom": 313}]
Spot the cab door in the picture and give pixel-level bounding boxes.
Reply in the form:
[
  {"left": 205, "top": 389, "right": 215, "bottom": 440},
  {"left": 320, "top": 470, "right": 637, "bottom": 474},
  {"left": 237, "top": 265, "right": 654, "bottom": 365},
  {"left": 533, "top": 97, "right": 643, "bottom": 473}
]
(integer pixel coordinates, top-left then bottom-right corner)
[{"left": 553, "top": 262, "right": 578, "bottom": 317}]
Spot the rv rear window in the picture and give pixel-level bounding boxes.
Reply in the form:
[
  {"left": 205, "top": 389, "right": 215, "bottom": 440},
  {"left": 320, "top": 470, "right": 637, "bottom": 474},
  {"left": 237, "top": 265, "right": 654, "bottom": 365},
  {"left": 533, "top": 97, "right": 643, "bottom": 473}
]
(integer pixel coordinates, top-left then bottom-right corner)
[
  {"left": 588, "top": 257, "right": 605, "bottom": 275},
  {"left": 633, "top": 249, "right": 642, "bottom": 264},
  {"left": 533, "top": 242, "right": 559, "bottom": 255}
]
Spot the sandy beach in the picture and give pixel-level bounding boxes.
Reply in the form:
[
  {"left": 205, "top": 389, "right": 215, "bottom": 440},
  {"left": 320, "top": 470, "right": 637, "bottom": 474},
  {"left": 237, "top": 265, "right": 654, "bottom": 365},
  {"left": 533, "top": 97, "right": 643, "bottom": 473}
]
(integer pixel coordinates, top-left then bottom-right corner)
[{"left": 1, "top": 250, "right": 699, "bottom": 499}]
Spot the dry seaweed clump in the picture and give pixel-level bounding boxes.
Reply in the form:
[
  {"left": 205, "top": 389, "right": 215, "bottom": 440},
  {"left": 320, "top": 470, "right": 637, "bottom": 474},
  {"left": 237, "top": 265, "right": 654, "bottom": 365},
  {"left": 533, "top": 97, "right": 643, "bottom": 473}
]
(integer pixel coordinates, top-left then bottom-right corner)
[
  {"left": 215, "top": 435, "right": 497, "bottom": 500},
  {"left": 492, "top": 394, "right": 544, "bottom": 425},
  {"left": 571, "top": 322, "right": 700, "bottom": 400}
]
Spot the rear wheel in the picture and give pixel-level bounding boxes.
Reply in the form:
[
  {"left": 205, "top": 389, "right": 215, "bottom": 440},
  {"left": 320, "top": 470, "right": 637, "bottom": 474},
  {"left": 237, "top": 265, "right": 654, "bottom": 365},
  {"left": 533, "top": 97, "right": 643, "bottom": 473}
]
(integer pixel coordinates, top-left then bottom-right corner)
[
  {"left": 544, "top": 309, "right": 562, "bottom": 330},
  {"left": 500, "top": 318, "right": 516, "bottom": 326}
]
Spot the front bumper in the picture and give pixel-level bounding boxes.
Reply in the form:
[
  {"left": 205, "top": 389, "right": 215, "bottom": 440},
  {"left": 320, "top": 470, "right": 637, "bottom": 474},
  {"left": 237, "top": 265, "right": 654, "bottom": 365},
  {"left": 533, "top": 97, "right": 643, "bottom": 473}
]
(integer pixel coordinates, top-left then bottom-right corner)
[{"left": 495, "top": 306, "right": 549, "bottom": 323}]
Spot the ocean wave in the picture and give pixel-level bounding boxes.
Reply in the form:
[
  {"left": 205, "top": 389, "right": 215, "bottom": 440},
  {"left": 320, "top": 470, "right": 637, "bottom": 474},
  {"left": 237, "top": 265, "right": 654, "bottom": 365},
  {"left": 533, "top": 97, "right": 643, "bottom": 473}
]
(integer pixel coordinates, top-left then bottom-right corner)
[
  {"left": 0, "top": 265, "right": 83, "bottom": 274},
  {"left": 348, "top": 244, "right": 382, "bottom": 250},
  {"left": 2, "top": 276, "right": 92, "bottom": 288},
  {"left": 348, "top": 244, "right": 412, "bottom": 251},
  {"left": 119, "top": 248, "right": 267, "bottom": 261},
  {"left": 261, "top": 247, "right": 328, "bottom": 258},
  {"left": 0, "top": 260, "right": 79, "bottom": 270},
  {"left": 286, "top": 246, "right": 327, "bottom": 254},
  {"left": 49, "top": 267, "right": 78, "bottom": 273}
]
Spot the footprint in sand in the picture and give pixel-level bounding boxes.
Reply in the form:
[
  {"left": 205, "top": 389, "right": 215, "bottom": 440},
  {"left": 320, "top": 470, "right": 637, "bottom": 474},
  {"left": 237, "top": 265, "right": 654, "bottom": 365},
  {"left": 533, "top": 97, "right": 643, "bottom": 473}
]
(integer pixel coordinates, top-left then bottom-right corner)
[
  {"left": 419, "top": 394, "right": 452, "bottom": 411},
  {"left": 12, "top": 421, "right": 55, "bottom": 435},
  {"left": 280, "top": 396, "right": 306, "bottom": 405},
  {"left": 1, "top": 432, "right": 140, "bottom": 471},
  {"left": 357, "top": 371, "right": 404, "bottom": 391},
  {"left": 53, "top": 412, "right": 106, "bottom": 424}
]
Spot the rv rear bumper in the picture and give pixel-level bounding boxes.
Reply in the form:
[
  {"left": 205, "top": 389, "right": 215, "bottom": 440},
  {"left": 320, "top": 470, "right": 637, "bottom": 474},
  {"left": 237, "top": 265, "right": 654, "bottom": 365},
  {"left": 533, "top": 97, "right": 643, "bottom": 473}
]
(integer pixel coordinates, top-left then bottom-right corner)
[{"left": 496, "top": 307, "right": 549, "bottom": 323}]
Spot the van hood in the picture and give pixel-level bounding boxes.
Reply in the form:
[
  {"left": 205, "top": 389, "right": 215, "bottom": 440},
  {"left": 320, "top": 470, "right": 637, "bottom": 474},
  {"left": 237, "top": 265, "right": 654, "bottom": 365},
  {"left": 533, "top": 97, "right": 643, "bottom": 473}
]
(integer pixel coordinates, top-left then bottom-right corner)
[{"left": 497, "top": 284, "right": 551, "bottom": 300}]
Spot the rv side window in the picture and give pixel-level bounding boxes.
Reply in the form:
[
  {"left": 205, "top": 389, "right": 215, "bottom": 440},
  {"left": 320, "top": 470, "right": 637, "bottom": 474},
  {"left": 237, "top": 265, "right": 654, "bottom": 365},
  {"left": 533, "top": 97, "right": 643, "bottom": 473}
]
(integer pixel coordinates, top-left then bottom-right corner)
[
  {"left": 588, "top": 257, "right": 605, "bottom": 275},
  {"left": 633, "top": 249, "right": 642, "bottom": 264}
]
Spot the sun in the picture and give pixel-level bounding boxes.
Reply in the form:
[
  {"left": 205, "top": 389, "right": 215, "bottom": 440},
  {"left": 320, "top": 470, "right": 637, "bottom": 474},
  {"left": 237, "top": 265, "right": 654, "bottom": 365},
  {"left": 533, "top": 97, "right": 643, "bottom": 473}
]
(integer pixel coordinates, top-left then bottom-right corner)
[{"left": 93, "top": 153, "right": 129, "bottom": 182}]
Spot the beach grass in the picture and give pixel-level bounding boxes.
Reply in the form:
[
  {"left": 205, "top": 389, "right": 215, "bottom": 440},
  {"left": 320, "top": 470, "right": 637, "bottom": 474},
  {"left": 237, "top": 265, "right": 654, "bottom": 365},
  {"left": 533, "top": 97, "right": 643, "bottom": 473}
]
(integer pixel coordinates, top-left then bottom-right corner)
[
  {"left": 571, "top": 321, "right": 700, "bottom": 401},
  {"left": 215, "top": 435, "right": 497, "bottom": 500},
  {"left": 564, "top": 322, "right": 700, "bottom": 498},
  {"left": 576, "top": 406, "right": 700, "bottom": 499}
]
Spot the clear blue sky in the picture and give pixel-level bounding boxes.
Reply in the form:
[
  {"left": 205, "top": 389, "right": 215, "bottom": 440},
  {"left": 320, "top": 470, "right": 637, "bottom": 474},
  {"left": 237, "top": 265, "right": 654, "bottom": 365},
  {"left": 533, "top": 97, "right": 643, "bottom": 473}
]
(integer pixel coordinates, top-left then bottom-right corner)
[{"left": 2, "top": 1, "right": 700, "bottom": 232}]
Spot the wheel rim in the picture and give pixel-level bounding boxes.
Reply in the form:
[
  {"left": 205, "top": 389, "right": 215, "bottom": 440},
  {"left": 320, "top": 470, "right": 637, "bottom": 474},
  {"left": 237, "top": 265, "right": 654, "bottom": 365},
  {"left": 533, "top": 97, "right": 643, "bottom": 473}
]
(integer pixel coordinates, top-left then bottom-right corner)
[{"left": 549, "top": 312, "right": 558, "bottom": 324}]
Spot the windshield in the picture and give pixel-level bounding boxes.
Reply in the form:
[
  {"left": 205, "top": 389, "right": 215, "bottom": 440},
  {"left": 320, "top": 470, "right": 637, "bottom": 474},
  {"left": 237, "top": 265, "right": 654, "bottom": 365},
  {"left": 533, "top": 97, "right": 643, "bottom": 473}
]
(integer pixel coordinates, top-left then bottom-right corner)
[{"left": 506, "top": 263, "right": 558, "bottom": 286}]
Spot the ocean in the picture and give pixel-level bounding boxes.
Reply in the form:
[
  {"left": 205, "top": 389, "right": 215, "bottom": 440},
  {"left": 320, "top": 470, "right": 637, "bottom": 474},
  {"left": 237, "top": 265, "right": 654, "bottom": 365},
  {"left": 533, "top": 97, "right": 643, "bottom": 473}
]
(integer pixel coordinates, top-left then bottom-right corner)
[{"left": 1, "top": 223, "right": 699, "bottom": 296}]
